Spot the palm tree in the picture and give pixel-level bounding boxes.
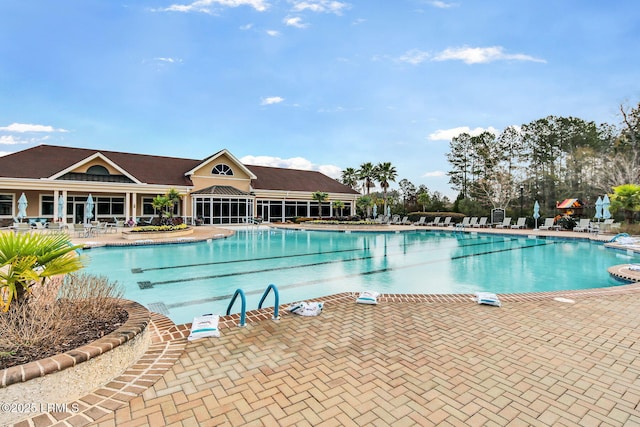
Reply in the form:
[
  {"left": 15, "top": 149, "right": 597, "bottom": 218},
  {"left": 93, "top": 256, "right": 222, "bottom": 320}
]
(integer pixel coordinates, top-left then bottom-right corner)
[
  {"left": 311, "top": 191, "right": 329, "bottom": 217},
  {"left": 358, "top": 162, "right": 376, "bottom": 195},
  {"left": 0, "top": 232, "right": 84, "bottom": 311},
  {"left": 340, "top": 167, "right": 360, "bottom": 191},
  {"left": 332, "top": 200, "right": 345, "bottom": 217},
  {"left": 610, "top": 184, "right": 640, "bottom": 223},
  {"left": 375, "top": 162, "right": 398, "bottom": 212}
]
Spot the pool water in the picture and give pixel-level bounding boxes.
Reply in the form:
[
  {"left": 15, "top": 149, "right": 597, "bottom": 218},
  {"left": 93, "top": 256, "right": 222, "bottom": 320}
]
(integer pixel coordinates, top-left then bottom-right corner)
[{"left": 81, "top": 228, "right": 636, "bottom": 325}]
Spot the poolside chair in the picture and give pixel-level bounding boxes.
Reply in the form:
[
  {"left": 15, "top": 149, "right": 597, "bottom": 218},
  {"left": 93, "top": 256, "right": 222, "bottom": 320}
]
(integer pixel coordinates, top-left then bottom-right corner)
[
  {"left": 412, "top": 217, "right": 426, "bottom": 226},
  {"left": 573, "top": 218, "right": 592, "bottom": 232},
  {"left": 495, "top": 217, "right": 511, "bottom": 228},
  {"left": 539, "top": 218, "right": 557, "bottom": 231},
  {"left": 468, "top": 217, "right": 478, "bottom": 227},
  {"left": 427, "top": 216, "right": 441, "bottom": 226},
  {"left": 511, "top": 218, "right": 526, "bottom": 229},
  {"left": 456, "top": 217, "right": 471, "bottom": 228},
  {"left": 438, "top": 217, "right": 452, "bottom": 227},
  {"left": 400, "top": 216, "right": 409, "bottom": 225},
  {"left": 473, "top": 217, "right": 488, "bottom": 228}
]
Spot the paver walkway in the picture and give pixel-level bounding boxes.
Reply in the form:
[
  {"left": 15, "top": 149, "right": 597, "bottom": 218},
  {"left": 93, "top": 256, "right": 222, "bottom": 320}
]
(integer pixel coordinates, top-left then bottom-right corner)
[{"left": 86, "top": 289, "right": 640, "bottom": 427}]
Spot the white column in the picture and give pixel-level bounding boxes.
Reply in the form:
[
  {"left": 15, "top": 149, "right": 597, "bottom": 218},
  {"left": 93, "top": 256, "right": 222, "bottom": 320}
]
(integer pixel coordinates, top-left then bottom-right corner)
[
  {"left": 62, "top": 190, "right": 68, "bottom": 224},
  {"left": 125, "top": 192, "right": 131, "bottom": 221},
  {"left": 132, "top": 192, "right": 137, "bottom": 219}
]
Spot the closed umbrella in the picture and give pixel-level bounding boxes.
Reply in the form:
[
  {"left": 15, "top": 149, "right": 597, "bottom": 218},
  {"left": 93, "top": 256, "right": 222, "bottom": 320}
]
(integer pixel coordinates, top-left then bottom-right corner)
[
  {"left": 533, "top": 200, "right": 540, "bottom": 229},
  {"left": 57, "top": 195, "right": 65, "bottom": 221},
  {"left": 602, "top": 194, "right": 611, "bottom": 220},
  {"left": 85, "top": 194, "right": 94, "bottom": 224},
  {"left": 17, "top": 193, "right": 28, "bottom": 222},
  {"left": 372, "top": 204, "right": 377, "bottom": 219},
  {"left": 594, "top": 196, "right": 603, "bottom": 222}
]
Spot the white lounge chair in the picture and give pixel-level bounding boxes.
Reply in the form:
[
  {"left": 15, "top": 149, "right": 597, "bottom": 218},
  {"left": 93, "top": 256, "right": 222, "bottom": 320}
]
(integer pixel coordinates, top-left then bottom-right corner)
[
  {"left": 456, "top": 217, "right": 471, "bottom": 228},
  {"left": 427, "top": 216, "right": 441, "bottom": 226},
  {"left": 438, "top": 217, "right": 452, "bottom": 227},
  {"left": 473, "top": 217, "right": 488, "bottom": 228},
  {"left": 539, "top": 218, "right": 558, "bottom": 231},
  {"left": 511, "top": 218, "right": 526, "bottom": 229},
  {"left": 468, "top": 217, "right": 478, "bottom": 227},
  {"left": 573, "top": 218, "right": 592, "bottom": 232},
  {"left": 412, "top": 217, "right": 426, "bottom": 226},
  {"left": 495, "top": 217, "right": 511, "bottom": 228}
]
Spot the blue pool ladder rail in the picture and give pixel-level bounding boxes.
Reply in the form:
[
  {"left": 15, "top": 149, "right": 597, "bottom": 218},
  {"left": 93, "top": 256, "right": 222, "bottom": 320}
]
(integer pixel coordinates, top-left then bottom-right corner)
[
  {"left": 226, "top": 284, "right": 281, "bottom": 327},
  {"left": 258, "top": 283, "right": 280, "bottom": 320},
  {"left": 226, "top": 289, "right": 247, "bottom": 327}
]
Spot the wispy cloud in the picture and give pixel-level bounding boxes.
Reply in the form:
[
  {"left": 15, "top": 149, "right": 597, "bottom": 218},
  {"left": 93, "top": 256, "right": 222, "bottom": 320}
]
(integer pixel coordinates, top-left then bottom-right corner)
[
  {"left": 154, "top": 57, "right": 182, "bottom": 64},
  {"left": 427, "top": 1, "right": 457, "bottom": 8},
  {"left": 428, "top": 126, "right": 499, "bottom": 141},
  {"left": 261, "top": 96, "right": 285, "bottom": 105},
  {"left": 289, "top": 0, "right": 350, "bottom": 15},
  {"left": 0, "top": 123, "right": 68, "bottom": 133},
  {"left": 422, "top": 170, "right": 446, "bottom": 177},
  {"left": 266, "top": 29, "right": 280, "bottom": 36},
  {"left": 433, "top": 46, "right": 546, "bottom": 64},
  {"left": 241, "top": 154, "right": 342, "bottom": 178},
  {"left": 284, "top": 16, "right": 308, "bottom": 28},
  {"left": 396, "top": 46, "right": 546, "bottom": 65},
  {"left": 154, "top": 0, "right": 269, "bottom": 14}
]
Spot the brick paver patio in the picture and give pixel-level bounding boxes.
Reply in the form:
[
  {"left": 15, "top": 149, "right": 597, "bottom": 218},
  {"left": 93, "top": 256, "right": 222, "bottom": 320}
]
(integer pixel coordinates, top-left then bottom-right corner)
[{"left": 10, "top": 225, "right": 640, "bottom": 426}]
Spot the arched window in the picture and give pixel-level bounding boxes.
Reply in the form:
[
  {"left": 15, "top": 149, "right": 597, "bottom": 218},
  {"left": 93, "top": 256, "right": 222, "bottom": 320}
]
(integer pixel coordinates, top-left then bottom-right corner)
[
  {"left": 212, "top": 164, "right": 233, "bottom": 176},
  {"left": 86, "top": 165, "right": 109, "bottom": 175}
]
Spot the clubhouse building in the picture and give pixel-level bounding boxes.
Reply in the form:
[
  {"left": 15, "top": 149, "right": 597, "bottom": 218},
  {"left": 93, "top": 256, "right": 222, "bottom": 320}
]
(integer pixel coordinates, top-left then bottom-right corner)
[{"left": 0, "top": 145, "right": 359, "bottom": 226}]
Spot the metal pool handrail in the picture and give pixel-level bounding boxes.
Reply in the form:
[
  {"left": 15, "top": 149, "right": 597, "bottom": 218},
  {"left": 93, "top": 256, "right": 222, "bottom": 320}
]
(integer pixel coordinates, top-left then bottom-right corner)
[
  {"left": 226, "top": 288, "right": 247, "bottom": 327},
  {"left": 258, "top": 283, "right": 280, "bottom": 320}
]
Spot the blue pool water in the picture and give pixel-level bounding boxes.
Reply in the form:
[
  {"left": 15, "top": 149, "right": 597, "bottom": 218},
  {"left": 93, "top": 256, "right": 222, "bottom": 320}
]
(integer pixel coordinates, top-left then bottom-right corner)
[{"left": 81, "top": 228, "right": 637, "bottom": 325}]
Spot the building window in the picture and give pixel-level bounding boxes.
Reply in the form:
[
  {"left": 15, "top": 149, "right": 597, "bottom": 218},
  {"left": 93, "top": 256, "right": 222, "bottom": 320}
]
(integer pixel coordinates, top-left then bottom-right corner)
[
  {"left": 86, "top": 165, "right": 110, "bottom": 175},
  {"left": 0, "top": 194, "right": 12, "bottom": 216},
  {"left": 41, "top": 195, "right": 54, "bottom": 216},
  {"left": 211, "top": 164, "right": 233, "bottom": 176}
]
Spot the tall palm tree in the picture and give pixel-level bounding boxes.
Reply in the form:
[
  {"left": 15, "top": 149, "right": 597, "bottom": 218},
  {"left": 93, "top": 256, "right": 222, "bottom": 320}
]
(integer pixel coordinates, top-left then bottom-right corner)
[
  {"left": 358, "top": 162, "right": 376, "bottom": 195},
  {"left": 340, "top": 168, "right": 359, "bottom": 190},
  {"left": 375, "top": 162, "right": 398, "bottom": 212}
]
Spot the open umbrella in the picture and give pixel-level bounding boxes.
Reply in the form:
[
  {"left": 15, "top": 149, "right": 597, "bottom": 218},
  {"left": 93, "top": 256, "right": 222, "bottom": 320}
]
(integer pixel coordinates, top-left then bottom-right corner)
[
  {"left": 85, "top": 194, "right": 94, "bottom": 224},
  {"left": 602, "top": 194, "right": 611, "bottom": 220},
  {"left": 533, "top": 200, "right": 540, "bottom": 229},
  {"left": 17, "top": 193, "right": 28, "bottom": 222},
  {"left": 57, "top": 195, "right": 65, "bottom": 221},
  {"left": 594, "top": 196, "right": 603, "bottom": 222}
]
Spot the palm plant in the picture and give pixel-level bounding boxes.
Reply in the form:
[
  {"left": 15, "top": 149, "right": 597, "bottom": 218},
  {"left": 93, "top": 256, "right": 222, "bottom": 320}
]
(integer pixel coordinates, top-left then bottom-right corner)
[
  {"left": 332, "top": 200, "right": 345, "bottom": 217},
  {"left": 610, "top": 184, "right": 640, "bottom": 223},
  {"left": 375, "top": 162, "right": 398, "bottom": 212},
  {"left": 312, "top": 191, "right": 329, "bottom": 217},
  {"left": 0, "top": 232, "right": 84, "bottom": 311},
  {"left": 358, "top": 162, "right": 376, "bottom": 195},
  {"left": 341, "top": 168, "right": 360, "bottom": 191}
]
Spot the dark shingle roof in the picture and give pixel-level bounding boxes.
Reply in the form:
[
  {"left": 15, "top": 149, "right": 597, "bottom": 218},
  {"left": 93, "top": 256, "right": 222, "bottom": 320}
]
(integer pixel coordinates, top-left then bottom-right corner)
[
  {"left": 0, "top": 145, "right": 360, "bottom": 195},
  {"left": 191, "top": 185, "right": 252, "bottom": 196}
]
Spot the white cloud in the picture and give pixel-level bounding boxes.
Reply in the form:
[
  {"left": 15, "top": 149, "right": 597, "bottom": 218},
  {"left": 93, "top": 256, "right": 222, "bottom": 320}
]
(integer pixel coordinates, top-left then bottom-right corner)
[
  {"left": 422, "top": 170, "right": 446, "bottom": 177},
  {"left": 433, "top": 46, "right": 546, "bottom": 64},
  {"left": 427, "top": 1, "right": 457, "bottom": 8},
  {"left": 241, "top": 155, "right": 342, "bottom": 179},
  {"left": 239, "top": 23, "right": 254, "bottom": 30},
  {"left": 289, "top": 0, "right": 350, "bottom": 15},
  {"left": 0, "top": 151, "right": 11, "bottom": 157},
  {"left": 154, "top": 57, "right": 182, "bottom": 64},
  {"left": 155, "top": 0, "right": 269, "bottom": 14},
  {"left": 284, "top": 16, "right": 308, "bottom": 28},
  {"left": 0, "top": 123, "right": 68, "bottom": 133},
  {"left": 397, "top": 49, "right": 430, "bottom": 65},
  {"left": 428, "top": 126, "right": 499, "bottom": 141},
  {"left": 396, "top": 46, "right": 545, "bottom": 66},
  {"left": 261, "top": 96, "right": 285, "bottom": 105},
  {"left": 0, "top": 135, "right": 26, "bottom": 145},
  {"left": 266, "top": 29, "right": 280, "bottom": 36}
]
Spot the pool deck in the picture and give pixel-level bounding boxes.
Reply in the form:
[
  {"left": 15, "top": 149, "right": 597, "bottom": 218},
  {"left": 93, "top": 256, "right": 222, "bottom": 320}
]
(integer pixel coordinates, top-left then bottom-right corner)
[{"left": 13, "top": 224, "right": 640, "bottom": 426}]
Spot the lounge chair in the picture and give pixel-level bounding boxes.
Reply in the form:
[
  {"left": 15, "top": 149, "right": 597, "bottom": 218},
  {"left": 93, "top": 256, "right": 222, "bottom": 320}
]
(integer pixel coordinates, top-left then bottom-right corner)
[
  {"left": 468, "top": 217, "right": 478, "bottom": 227},
  {"left": 13, "top": 222, "right": 31, "bottom": 233},
  {"left": 400, "top": 216, "right": 409, "bottom": 225},
  {"left": 427, "top": 216, "right": 441, "bottom": 226},
  {"left": 412, "top": 217, "right": 426, "bottom": 226},
  {"left": 473, "top": 217, "right": 488, "bottom": 228},
  {"left": 573, "top": 218, "right": 592, "bottom": 232},
  {"left": 456, "top": 217, "right": 471, "bottom": 228},
  {"left": 495, "top": 217, "right": 511, "bottom": 228},
  {"left": 438, "top": 217, "right": 452, "bottom": 227},
  {"left": 511, "top": 218, "right": 526, "bottom": 229},
  {"left": 539, "top": 218, "right": 558, "bottom": 231}
]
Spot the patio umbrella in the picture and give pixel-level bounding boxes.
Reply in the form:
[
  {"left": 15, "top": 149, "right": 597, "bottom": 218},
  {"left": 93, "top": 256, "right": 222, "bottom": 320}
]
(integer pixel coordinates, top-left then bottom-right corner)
[
  {"left": 372, "top": 204, "right": 377, "bottom": 219},
  {"left": 594, "top": 196, "right": 603, "bottom": 222},
  {"left": 57, "top": 195, "right": 65, "bottom": 221},
  {"left": 386, "top": 205, "right": 391, "bottom": 217},
  {"left": 533, "top": 200, "right": 540, "bottom": 229},
  {"left": 17, "top": 193, "right": 28, "bottom": 222},
  {"left": 602, "top": 194, "right": 611, "bottom": 220},
  {"left": 85, "top": 194, "right": 94, "bottom": 224}
]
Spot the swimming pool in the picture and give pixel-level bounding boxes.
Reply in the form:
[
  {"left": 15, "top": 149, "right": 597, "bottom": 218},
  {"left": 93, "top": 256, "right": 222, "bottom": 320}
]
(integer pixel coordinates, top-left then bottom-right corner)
[{"left": 81, "top": 228, "right": 636, "bottom": 325}]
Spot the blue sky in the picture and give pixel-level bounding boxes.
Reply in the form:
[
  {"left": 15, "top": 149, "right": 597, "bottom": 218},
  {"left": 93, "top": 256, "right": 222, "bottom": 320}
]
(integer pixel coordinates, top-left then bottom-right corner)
[{"left": 1, "top": 1, "right": 638, "bottom": 198}]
